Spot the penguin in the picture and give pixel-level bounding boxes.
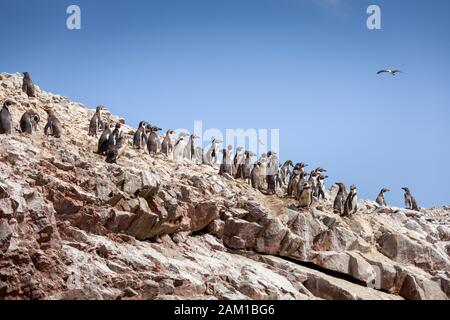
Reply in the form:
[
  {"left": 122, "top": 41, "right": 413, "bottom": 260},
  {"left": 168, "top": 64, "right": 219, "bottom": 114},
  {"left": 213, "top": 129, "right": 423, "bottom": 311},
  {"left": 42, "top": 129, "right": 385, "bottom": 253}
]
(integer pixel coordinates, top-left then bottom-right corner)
[
  {"left": 243, "top": 151, "right": 255, "bottom": 185},
  {"left": 258, "top": 153, "right": 268, "bottom": 183},
  {"left": 184, "top": 134, "right": 199, "bottom": 162},
  {"left": 97, "top": 123, "right": 114, "bottom": 155},
  {"left": 288, "top": 163, "right": 308, "bottom": 196},
  {"left": 309, "top": 167, "right": 327, "bottom": 198},
  {"left": 251, "top": 162, "right": 263, "bottom": 190},
  {"left": 219, "top": 148, "right": 233, "bottom": 176},
  {"left": 295, "top": 171, "right": 309, "bottom": 201},
  {"left": 297, "top": 182, "right": 313, "bottom": 209},
  {"left": 44, "top": 109, "right": 62, "bottom": 138},
  {"left": 22, "top": 72, "right": 36, "bottom": 98},
  {"left": 280, "top": 160, "right": 294, "bottom": 186},
  {"left": 0, "top": 99, "right": 15, "bottom": 135},
  {"left": 343, "top": 185, "right": 358, "bottom": 217},
  {"left": 224, "top": 145, "right": 234, "bottom": 173},
  {"left": 147, "top": 126, "right": 162, "bottom": 154},
  {"left": 106, "top": 123, "right": 122, "bottom": 154},
  {"left": 376, "top": 188, "right": 390, "bottom": 206},
  {"left": 233, "top": 147, "right": 245, "bottom": 179},
  {"left": 20, "top": 110, "right": 40, "bottom": 134},
  {"left": 333, "top": 182, "right": 346, "bottom": 215},
  {"left": 106, "top": 135, "right": 125, "bottom": 164},
  {"left": 266, "top": 151, "right": 280, "bottom": 194},
  {"left": 402, "top": 187, "right": 419, "bottom": 211},
  {"left": 133, "top": 121, "right": 148, "bottom": 149},
  {"left": 203, "top": 138, "right": 222, "bottom": 166},
  {"left": 317, "top": 175, "right": 329, "bottom": 200},
  {"left": 88, "top": 106, "right": 105, "bottom": 137},
  {"left": 160, "top": 129, "right": 175, "bottom": 157},
  {"left": 173, "top": 132, "right": 189, "bottom": 162}
]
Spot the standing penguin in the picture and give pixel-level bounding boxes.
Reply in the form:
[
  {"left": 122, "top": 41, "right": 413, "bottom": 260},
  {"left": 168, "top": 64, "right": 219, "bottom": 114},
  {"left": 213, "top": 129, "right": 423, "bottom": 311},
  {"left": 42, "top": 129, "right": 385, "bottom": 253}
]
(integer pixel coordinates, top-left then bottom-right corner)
[
  {"left": 44, "top": 109, "right": 62, "bottom": 138},
  {"left": 106, "top": 123, "right": 122, "bottom": 154},
  {"left": 333, "top": 182, "right": 347, "bottom": 215},
  {"left": 295, "top": 172, "right": 309, "bottom": 201},
  {"left": 376, "top": 188, "right": 390, "bottom": 206},
  {"left": 402, "top": 187, "right": 419, "bottom": 211},
  {"left": 0, "top": 99, "right": 15, "bottom": 135},
  {"left": 203, "top": 138, "right": 222, "bottom": 166},
  {"left": 161, "top": 129, "right": 175, "bottom": 157},
  {"left": 106, "top": 135, "right": 125, "bottom": 164},
  {"left": 147, "top": 125, "right": 163, "bottom": 154},
  {"left": 133, "top": 121, "right": 148, "bottom": 149},
  {"left": 317, "top": 175, "right": 329, "bottom": 200},
  {"left": 297, "top": 182, "right": 313, "bottom": 209},
  {"left": 173, "top": 132, "right": 189, "bottom": 162},
  {"left": 22, "top": 72, "right": 36, "bottom": 98},
  {"left": 288, "top": 163, "right": 308, "bottom": 196},
  {"left": 219, "top": 148, "right": 233, "bottom": 176},
  {"left": 243, "top": 151, "right": 255, "bottom": 184},
  {"left": 343, "top": 185, "right": 358, "bottom": 217},
  {"left": 251, "top": 162, "right": 263, "bottom": 190},
  {"left": 88, "top": 106, "right": 105, "bottom": 137},
  {"left": 309, "top": 167, "right": 327, "bottom": 198},
  {"left": 280, "top": 160, "right": 294, "bottom": 186},
  {"left": 184, "top": 134, "right": 199, "bottom": 162},
  {"left": 266, "top": 151, "right": 280, "bottom": 194},
  {"left": 233, "top": 147, "right": 245, "bottom": 179},
  {"left": 20, "top": 110, "right": 40, "bottom": 134},
  {"left": 97, "top": 123, "right": 114, "bottom": 155}
]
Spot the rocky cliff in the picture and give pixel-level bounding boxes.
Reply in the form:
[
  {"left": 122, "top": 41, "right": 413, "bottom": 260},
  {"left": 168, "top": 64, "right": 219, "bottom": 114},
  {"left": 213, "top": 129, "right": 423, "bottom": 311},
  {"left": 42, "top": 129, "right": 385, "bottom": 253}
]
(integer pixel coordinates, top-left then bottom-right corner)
[{"left": 0, "top": 72, "right": 449, "bottom": 300}]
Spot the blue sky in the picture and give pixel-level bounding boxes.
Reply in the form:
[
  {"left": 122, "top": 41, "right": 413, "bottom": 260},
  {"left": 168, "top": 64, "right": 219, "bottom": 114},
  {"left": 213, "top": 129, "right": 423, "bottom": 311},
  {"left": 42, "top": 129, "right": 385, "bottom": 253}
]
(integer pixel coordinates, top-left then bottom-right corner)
[{"left": 1, "top": 0, "right": 449, "bottom": 207}]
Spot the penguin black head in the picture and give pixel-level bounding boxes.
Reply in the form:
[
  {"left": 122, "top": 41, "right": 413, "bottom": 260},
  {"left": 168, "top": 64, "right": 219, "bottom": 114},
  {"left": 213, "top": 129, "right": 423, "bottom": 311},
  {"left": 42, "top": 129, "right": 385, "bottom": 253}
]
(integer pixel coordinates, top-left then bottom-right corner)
[
  {"left": 23, "top": 72, "right": 30, "bottom": 77},
  {"left": 350, "top": 185, "right": 357, "bottom": 192},
  {"left": 96, "top": 106, "right": 105, "bottom": 113},
  {"left": 115, "top": 123, "right": 122, "bottom": 130},
  {"left": 381, "top": 188, "right": 390, "bottom": 193},
  {"left": 33, "top": 114, "right": 40, "bottom": 124},
  {"left": 152, "top": 126, "right": 162, "bottom": 132},
  {"left": 335, "top": 182, "right": 346, "bottom": 191},
  {"left": 138, "top": 121, "right": 147, "bottom": 128},
  {"left": 402, "top": 187, "right": 410, "bottom": 193},
  {"left": 3, "top": 99, "right": 15, "bottom": 109},
  {"left": 302, "top": 182, "right": 311, "bottom": 189}
]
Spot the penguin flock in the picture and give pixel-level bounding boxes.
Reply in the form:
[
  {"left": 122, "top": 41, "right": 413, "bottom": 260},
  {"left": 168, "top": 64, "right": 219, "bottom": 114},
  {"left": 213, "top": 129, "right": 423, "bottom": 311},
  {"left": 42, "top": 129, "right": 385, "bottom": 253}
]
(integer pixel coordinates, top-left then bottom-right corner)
[{"left": 0, "top": 72, "right": 421, "bottom": 215}]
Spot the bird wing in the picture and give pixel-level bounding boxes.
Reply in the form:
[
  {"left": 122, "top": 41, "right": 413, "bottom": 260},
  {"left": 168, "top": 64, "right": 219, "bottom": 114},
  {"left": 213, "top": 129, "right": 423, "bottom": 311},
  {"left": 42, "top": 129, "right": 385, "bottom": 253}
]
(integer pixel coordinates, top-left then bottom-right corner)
[
  {"left": 392, "top": 70, "right": 402, "bottom": 74},
  {"left": 377, "top": 70, "right": 388, "bottom": 74}
]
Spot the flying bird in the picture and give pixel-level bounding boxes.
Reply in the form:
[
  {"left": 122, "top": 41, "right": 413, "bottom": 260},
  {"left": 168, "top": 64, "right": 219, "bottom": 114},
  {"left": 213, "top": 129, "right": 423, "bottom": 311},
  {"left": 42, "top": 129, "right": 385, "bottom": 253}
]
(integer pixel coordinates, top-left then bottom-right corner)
[{"left": 377, "top": 69, "right": 402, "bottom": 76}]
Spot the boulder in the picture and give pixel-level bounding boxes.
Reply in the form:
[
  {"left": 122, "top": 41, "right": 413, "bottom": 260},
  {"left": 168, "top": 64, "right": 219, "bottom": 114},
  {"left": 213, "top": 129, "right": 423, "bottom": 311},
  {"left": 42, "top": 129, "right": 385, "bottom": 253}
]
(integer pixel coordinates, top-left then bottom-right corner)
[
  {"left": 189, "top": 201, "right": 220, "bottom": 233},
  {"left": 223, "top": 218, "right": 263, "bottom": 249}
]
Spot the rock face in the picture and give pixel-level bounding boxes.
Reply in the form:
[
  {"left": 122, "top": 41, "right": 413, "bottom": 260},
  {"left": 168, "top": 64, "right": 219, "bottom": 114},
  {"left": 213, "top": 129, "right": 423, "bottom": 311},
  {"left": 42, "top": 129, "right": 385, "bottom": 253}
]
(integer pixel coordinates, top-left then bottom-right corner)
[{"left": 0, "top": 72, "right": 449, "bottom": 300}]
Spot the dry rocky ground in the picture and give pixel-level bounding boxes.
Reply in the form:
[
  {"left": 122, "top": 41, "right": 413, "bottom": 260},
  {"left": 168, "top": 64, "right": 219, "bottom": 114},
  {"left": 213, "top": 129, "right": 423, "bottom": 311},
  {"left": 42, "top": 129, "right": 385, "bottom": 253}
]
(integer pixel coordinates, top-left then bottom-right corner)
[{"left": 1, "top": 72, "right": 449, "bottom": 300}]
